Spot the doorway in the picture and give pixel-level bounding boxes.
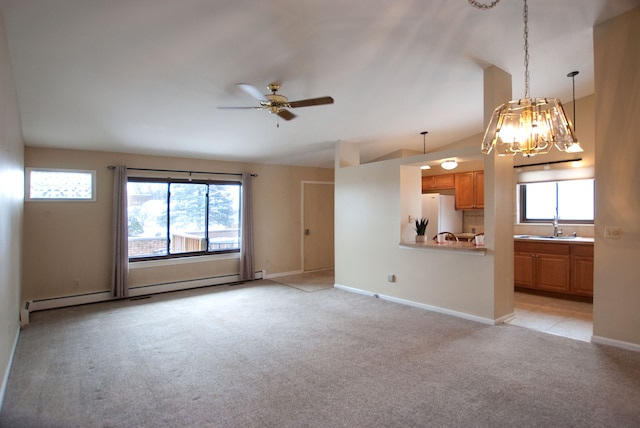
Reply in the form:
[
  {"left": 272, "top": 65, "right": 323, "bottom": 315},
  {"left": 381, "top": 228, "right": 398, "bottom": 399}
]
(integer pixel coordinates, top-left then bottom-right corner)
[{"left": 302, "top": 181, "right": 334, "bottom": 272}]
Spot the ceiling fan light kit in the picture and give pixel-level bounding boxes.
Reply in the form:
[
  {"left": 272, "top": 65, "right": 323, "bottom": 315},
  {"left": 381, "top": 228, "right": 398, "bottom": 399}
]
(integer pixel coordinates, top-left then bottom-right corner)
[
  {"left": 472, "top": 0, "right": 580, "bottom": 157},
  {"left": 218, "top": 82, "right": 334, "bottom": 124}
]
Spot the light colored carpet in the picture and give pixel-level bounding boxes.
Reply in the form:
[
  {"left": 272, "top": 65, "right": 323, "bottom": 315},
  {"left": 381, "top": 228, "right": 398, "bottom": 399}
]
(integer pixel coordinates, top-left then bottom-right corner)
[{"left": 1, "top": 281, "right": 640, "bottom": 427}]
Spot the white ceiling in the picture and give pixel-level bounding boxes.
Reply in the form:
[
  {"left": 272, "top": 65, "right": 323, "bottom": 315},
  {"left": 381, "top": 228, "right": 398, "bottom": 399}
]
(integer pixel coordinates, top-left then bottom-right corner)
[{"left": 2, "top": 0, "right": 639, "bottom": 168}]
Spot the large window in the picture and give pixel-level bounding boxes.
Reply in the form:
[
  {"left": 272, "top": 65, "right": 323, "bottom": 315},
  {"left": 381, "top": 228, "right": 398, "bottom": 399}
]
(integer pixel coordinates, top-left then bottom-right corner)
[
  {"left": 26, "top": 168, "right": 96, "bottom": 201},
  {"left": 519, "top": 179, "right": 594, "bottom": 223},
  {"left": 127, "top": 178, "right": 241, "bottom": 260}
]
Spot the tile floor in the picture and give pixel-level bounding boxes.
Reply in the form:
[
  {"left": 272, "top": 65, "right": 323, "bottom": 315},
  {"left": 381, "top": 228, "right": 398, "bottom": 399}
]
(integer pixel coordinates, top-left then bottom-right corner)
[
  {"left": 507, "top": 291, "right": 593, "bottom": 342},
  {"left": 270, "top": 269, "right": 335, "bottom": 293}
]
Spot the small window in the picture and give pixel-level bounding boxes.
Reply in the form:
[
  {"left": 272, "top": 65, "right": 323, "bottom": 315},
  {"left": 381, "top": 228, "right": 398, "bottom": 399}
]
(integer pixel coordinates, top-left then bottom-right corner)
[
  {"left": 26, "top": 168, "right": 96, "bottom": 201},
  {"left": 519, "top": 179, "right": 594, "bottom": 224}
]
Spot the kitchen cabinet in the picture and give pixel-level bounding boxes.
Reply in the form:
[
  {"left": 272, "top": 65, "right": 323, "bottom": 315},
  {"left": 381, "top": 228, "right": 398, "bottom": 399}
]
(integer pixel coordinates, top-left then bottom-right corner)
[
  {"left": 454, "top": 171, "right": 484, "bottom": 209},
  {"left": 422, "top": 174, "right": 454, "bottom": 192},
  {"left": 514, "top": 241, "right": 571, "bottom": 293},
  {"left": 571, "top": 244, "right": 594, "bottom": 296},
  {"left": 514, "top": 240, "right": 593, "bottom": 297}
]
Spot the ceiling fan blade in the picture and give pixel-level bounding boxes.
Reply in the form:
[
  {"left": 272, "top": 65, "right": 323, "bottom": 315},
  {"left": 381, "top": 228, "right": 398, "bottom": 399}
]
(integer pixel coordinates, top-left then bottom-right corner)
[
  {"left": 277, "top": 109, "right": 297, "bottom": 121},
  {"left": 217, "top": 106, "right": 263, "bottom": 110},
  {"left": 237, "top": 83, "right": 268, "bottom": 102},
  {"left": 288, "top": 96, "right": 334, "bottom": 108}
]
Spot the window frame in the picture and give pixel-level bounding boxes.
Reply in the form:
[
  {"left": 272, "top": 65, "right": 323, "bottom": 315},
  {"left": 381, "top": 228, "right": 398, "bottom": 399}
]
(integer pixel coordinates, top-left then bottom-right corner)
[
  {"left": 127, "top": 177, "right": 242, "bottom": 262},
  {"left": 519, "top": 178, "right": 594, "bottom": 225},
  {"left": 25, "top": 167, "right": 97, "bottom": 202}
]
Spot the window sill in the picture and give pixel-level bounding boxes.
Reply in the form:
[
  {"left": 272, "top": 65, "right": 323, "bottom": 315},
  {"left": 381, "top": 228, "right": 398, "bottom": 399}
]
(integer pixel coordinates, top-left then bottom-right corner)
[{"left": 129, "top": 252, "right": 239, "bottom": 269}]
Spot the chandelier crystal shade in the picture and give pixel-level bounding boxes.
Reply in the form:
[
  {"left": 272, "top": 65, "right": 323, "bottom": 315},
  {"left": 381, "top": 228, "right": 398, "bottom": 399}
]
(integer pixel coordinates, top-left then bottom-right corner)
[
  {"left": 481, "top": 97, "right": 578, "bottom": 156},
  {"left": 476, "top": 0, "right": 580, "bottom": 157}
]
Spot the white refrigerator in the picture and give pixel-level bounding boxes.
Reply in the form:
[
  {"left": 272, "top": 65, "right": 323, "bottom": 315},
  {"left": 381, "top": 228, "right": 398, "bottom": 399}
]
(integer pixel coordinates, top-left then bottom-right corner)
[{"left": 421, "top": 193, "right": 462, "bottom": 239}]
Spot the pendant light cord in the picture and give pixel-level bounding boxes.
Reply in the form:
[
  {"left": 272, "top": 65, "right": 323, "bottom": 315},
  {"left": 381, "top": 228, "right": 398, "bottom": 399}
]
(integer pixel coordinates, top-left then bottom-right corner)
[
  {"left": 568, "top": 71, "right": 579, "bottom": 131},
  {"left": 523, "top": 0, "right": 529, "bottom": 99},
  {"left": 469, "top": 0, "right": 529, "bottom": 98}
]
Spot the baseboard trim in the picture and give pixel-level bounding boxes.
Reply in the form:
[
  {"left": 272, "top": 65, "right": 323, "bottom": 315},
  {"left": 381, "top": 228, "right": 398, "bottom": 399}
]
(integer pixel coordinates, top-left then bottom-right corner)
[
  {"left": 334, "top": 283, "right": 500, "bottom": 325},
  {"left": 0, "top": 326, "right": 20, "bottom": 411},
  {"left": 591, "top": 335, "right": 640, "bottom": 353},
  {"left": 27, "top": 271, "right": 264, "bottom": 313}
]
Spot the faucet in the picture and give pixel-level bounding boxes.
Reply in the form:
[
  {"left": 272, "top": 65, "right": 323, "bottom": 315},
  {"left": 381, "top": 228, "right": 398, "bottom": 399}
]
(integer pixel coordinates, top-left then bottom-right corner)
[{"left": 552, "top": 214, "right": 562, "bottom": 237}]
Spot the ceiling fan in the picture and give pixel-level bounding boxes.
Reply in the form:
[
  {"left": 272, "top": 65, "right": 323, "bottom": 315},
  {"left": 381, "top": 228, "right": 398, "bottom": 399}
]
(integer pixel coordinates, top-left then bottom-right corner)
[{"left": 218, "top": 82, "right": 334, "bottom": 122}]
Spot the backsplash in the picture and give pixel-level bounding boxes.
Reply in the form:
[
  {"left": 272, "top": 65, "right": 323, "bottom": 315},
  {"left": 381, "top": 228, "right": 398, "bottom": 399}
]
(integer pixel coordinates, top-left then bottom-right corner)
[
  {"left": 463, "top": 209, "right": 484, "bottom": 234},
  {"left": 462, "top": 208, "right": 594, "bottom": 238},
  {"left": 513, "top": 223, "right": 595, "bottom": 238}
]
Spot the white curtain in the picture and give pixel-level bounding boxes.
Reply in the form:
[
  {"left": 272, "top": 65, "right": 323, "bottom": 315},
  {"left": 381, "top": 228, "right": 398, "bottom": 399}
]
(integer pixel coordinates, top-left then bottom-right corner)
[
  {"left": 111, "top": 165, "right": 129, "bottom": 298},
  {"left": 239, "top": 173, "right": 255, "bottom": 281}
]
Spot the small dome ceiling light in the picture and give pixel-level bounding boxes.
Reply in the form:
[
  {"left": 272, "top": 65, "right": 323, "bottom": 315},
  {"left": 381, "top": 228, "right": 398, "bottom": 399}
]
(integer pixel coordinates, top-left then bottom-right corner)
[{"left": 441, "top": 159, "right": 458, "bottom": 170}]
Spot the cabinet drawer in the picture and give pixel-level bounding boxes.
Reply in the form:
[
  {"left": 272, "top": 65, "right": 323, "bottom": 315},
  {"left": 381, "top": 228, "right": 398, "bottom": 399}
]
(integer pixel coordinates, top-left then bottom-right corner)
[
  {"left": 514, "top": 241, "right": 571, "bottom": 255},
  {"left": 572, "top": 244, "right": 594, "bottom": 257}
]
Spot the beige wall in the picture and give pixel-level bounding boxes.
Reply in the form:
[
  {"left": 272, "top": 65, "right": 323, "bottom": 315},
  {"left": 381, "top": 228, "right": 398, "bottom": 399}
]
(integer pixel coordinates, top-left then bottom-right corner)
[
  {"left": 0, "top": 6, "right": 24, "bottom": 405},
  {"left": 335, "top": 148, "right": 499, "bottom": 323},
  {"left": 593, "top": 7, "right": 640, "bottom": 347},
  {"left": 23, "top": 147, "right": 333, "bottom": 301}
]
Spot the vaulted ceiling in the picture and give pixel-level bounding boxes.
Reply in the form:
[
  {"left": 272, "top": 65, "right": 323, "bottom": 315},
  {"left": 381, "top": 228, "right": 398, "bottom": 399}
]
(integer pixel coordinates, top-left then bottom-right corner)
[{"left": 2, "top": 0, "right": 639, "bottom": 167}]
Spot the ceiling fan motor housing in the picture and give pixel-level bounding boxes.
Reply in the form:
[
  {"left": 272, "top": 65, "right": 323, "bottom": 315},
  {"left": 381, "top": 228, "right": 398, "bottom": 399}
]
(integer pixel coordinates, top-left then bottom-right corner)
[{"left": 263, "top": 93, "right": 289, "bottom": 113}]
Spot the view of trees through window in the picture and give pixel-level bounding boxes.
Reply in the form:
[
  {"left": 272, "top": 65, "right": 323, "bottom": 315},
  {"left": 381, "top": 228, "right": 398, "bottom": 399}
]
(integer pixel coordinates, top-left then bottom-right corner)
[
  {"left": 127, "top": 179, "right": 241, "bottom": 259},
  {"left": 520, "top": 179, "right": 594, "bottom": 223}
]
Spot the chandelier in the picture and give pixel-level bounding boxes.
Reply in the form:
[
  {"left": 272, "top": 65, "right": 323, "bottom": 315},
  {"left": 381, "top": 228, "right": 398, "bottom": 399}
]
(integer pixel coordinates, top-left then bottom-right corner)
[{"left": 470, "top": 0, "right": 580, "bottom": 157}]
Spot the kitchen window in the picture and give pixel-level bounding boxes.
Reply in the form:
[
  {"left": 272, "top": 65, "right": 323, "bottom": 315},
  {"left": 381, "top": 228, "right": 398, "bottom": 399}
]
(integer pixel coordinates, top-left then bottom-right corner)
[
  {"left": 127, "top": 178, "right": 241, "bottom": 260},
  {"left": 519, "top": 179, "right": 594, "bottom": 224}
]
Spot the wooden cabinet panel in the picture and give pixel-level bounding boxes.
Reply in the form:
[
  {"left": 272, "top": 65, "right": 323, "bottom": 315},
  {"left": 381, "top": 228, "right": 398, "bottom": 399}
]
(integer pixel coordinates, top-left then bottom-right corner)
[
  {"left": 422, "top": 174, "right": 454, "bottom": 192},
  {"left": 454, "top": 172, "right": 475, "bottom": 209},
  {"left": 475, "top": 172, "right": 484, "bottom": 209},
  {"left": 572, "top": 244, "right": 594, "bottom": 296},
  {"left": 515, "top": 242, "right": 571, "bottom": 255},
  {"left": 572, "top": 256, "right": 594, "bottom": 296},
  {"left": 536, "top": 254, "right": 571, "bottom": 293},
  {"left": 454, "top": 171, "right": 483, "bottom": 209},
  {"left": 514, "top": 241, "right": 593, "bottom": 298},
  {"left": 514, "top": 252, "right": 536, "bottom": 289}
]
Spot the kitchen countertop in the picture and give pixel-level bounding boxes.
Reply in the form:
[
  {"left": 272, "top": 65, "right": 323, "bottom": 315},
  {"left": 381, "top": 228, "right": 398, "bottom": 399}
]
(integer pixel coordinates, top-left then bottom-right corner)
[
  {"left": 514, "top": 235, "right": 594, "bottom": 243},
  {"left": 400, "top": 240, "right": 487, "bottom": 255}
]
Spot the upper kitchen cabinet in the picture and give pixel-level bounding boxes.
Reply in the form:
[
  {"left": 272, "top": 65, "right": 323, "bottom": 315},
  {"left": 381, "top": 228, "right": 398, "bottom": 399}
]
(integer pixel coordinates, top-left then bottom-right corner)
[
  {"left": 454, "top": 171, "right": 484, "bottom": 210},
  {"left": 421, "top": 173, "right": 454, "bottom": 193}
]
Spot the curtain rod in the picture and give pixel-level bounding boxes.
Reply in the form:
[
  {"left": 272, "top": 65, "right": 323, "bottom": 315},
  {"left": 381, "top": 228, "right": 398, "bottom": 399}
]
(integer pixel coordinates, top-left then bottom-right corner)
[
  {"left": 107, "top": 165, "right": 257, "bottom": 177},
  {"left": 513, "top": 158, "right": 582, "bottom": 169}
]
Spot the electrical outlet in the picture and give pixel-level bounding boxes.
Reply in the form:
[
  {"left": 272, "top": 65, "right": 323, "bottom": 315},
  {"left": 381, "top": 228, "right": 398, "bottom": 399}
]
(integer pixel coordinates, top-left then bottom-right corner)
[
  {"left": 605, "top": 226, "right": 621, "bottom": 239},
  {"left": 387, "top": 273, "right": 396, "bottom": 283}
]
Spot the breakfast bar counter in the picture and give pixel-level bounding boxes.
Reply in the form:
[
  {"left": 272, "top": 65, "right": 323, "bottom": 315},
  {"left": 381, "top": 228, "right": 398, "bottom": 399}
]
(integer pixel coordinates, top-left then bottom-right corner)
[{"left": 399, "top": 240, "right": 487, "bottom": 255}]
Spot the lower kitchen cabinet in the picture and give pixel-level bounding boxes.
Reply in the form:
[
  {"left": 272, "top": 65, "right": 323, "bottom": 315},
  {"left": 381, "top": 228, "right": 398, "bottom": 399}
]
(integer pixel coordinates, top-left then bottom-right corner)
[
  {"left": 571, "top": 244, "right": 594, "bottom": 296},
  {"left": 514, "top": 240, "right": 593, "bottom": 297}
]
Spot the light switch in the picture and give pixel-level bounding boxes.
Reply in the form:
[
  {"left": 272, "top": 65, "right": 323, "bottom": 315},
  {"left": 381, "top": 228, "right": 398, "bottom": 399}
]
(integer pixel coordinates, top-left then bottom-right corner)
[{"left": 605, "top": 226, "right": 621, "bottom": 239}]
